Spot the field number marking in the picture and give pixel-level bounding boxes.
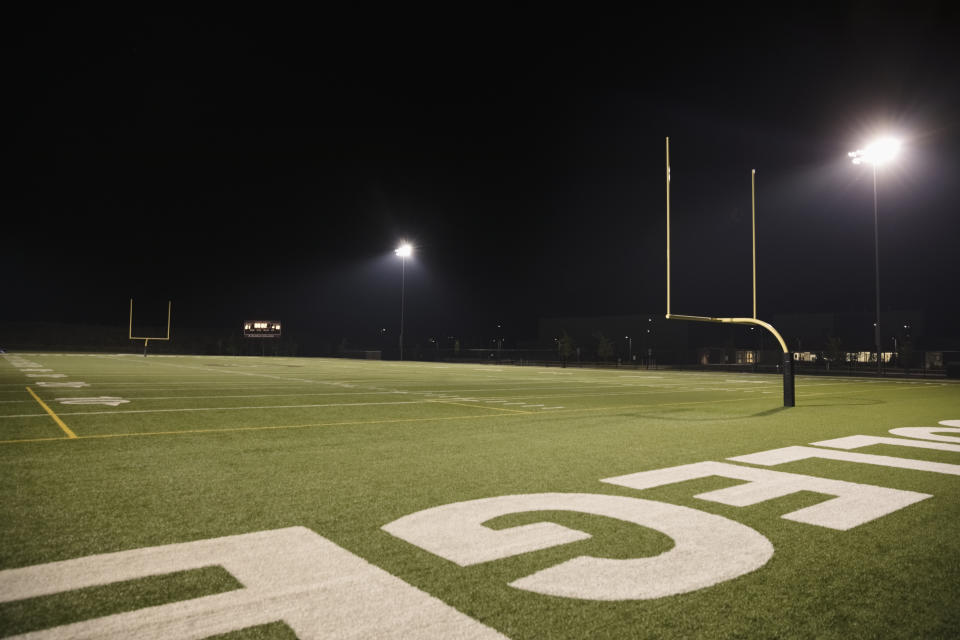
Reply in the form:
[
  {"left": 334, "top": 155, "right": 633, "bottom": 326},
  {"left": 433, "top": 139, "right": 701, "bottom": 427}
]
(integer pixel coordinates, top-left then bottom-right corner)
[
  {"left": 56, "top": 396, "right": 131, "bottom": 407},
  {"left": 35, "top": 381, "right": 91, "bottom": 388}
]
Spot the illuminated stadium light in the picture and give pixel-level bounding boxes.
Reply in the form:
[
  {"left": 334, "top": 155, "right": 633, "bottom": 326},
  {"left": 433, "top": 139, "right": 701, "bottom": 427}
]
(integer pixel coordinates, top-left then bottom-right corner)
[
  {"left": 848, "top": 137, "right": 901, "bottom": 166},
  {"left": 395, "top": 242, "right": 413, "bottom": 360},
  {"left": 848, "top": 134, "right": 904, "bottom": 375}
]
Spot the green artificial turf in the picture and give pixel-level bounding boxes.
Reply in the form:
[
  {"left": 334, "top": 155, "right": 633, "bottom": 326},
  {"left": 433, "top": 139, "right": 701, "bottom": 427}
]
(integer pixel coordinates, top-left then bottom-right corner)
[{"left": 1, "top": 353, "right": 958, "bottom": 638}]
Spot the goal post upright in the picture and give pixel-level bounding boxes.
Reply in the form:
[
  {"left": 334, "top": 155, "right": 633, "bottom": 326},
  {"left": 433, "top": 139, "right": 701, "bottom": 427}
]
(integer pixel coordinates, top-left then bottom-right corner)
[
  {"left": 129, "top": 299, "right": 172, "bottom": 357},
  {"left": 664, "top": 137, "right": 795, "bottom": 407}
]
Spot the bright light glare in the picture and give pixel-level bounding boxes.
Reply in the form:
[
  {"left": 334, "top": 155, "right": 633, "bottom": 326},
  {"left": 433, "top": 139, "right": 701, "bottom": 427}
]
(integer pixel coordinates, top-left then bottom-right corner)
[
  {"left": 395, "top": 243, "right": 413, "bottom": 257},
  {"left": 849, "top": 137, "right": 902, "bottom": 166}
]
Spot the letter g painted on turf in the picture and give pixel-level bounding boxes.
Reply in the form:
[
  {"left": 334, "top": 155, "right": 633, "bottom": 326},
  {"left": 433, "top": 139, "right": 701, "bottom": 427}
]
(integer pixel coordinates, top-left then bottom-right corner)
[{"left": 381, "top": 493, "right": 774, "bottom": 600}]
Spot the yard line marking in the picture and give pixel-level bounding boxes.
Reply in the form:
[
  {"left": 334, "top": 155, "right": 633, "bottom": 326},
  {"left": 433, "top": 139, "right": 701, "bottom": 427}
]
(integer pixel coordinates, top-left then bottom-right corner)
[
  {"left": 0, "top": 412, "right": 534, "bottom": 444},
  {"left": 0, "top": 383, "right": 940, "bottom": 446},
  {"left": 429, "top": 400, "right": 531, "bottom": 414},
  {"left": 0, "top": 394, "right": 779, "bottom": 445},
  {"left": 25, "top": 387, "right": 77, "bottom": 439},
  {"left": 10, "top": 400, "right": 429, "bottom": 417}
]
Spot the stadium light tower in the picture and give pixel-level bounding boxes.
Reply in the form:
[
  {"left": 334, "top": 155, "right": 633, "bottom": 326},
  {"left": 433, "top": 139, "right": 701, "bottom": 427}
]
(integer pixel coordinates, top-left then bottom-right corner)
[
  {"left": 849, "top": 136, "right": 901, "bottom": 376},
  {"left": 395, "top": 243, "right": 413, "bottom": 361}
]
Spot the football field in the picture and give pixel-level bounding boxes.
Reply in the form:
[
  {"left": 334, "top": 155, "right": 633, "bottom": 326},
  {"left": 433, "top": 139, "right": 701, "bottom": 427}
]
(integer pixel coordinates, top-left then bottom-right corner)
[{"left": 2, "top": 353, "right": 959, "bottom": 639}]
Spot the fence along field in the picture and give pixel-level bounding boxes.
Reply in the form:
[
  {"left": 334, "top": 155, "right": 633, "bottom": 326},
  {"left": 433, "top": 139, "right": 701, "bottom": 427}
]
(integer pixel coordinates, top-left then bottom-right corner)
[{"left": 1, "top": 353, "right": 959, "bottom": 638}]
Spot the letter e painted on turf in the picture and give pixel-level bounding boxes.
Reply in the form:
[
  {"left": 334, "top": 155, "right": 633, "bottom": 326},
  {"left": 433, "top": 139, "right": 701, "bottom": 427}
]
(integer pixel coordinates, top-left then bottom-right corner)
[
  {"left": 602, "top": 461, "right": 930, "bottom": 530},
  {"left": 382, "top": 493, "right": 773, "bottom": 600},
  {"left": 0, "top": 527, "right": 507, "bottom": 640}
]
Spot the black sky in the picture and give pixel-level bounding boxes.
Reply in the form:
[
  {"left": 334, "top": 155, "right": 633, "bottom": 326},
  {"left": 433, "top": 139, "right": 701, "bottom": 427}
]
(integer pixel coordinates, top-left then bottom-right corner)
[{"left": 5, "top": 6, "right": 960, "bottom": 345}]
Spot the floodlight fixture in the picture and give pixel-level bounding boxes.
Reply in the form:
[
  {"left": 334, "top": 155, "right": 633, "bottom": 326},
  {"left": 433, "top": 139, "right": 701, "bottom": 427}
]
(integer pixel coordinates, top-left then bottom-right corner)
[
  {"left": 395, "top": 243, "right": 413, "bottom": 258},
  {"left": 848, "top": 137, "right": 901, "bottom": 166}
]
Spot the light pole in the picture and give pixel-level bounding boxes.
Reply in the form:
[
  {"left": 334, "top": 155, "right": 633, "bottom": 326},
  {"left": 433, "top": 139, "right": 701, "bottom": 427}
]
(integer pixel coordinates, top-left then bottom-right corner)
[
  {"left": 625, "top": 335, "right": 632, "bottom": 363},
  {"left": 849, "top": 137, "right": 901, "bottom": 376},
  {"left": 395, "top": 243, "right": 413, "bottom": 361}
]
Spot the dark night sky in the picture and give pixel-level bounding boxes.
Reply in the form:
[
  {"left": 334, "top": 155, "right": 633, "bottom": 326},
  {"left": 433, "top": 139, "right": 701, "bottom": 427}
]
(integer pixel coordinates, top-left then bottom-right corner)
[{"left": 5, "top": 6, "right": 960, "bottom": 346}]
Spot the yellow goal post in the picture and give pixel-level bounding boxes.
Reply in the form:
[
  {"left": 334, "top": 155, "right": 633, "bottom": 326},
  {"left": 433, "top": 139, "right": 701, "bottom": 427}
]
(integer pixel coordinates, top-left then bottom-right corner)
[
  {"left": 129, "top": 299, "right": 171, "bottom": 357},
  {"left": 665, "top": 137, "right": 795, "bottom": 406}
]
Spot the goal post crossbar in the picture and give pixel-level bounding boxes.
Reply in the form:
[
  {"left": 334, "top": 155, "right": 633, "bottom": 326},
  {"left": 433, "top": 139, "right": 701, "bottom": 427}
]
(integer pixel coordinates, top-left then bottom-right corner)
[{"left": 665, "top": 314, "right": 789, "bottom": 354}]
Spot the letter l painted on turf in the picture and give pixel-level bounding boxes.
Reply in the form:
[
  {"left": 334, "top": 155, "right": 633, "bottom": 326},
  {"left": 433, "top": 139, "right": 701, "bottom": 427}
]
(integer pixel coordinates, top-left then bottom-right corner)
[{"left": 729, "top": 446, "right": 960, "bottom": 476}]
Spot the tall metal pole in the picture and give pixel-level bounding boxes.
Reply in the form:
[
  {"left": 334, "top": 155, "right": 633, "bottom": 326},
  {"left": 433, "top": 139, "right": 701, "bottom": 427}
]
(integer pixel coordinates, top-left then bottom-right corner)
[
  {"left": 751, "top": 169, "right": 757, "bottom": 319},
  {"left": 400, "top": 256, "right": 406, "bottom": 361},
  {"left": 666, "top": 137, "right": 671, "bottom": 317},
  {"left": 873, "top": 164, "right": 881, "bottom": 376}
]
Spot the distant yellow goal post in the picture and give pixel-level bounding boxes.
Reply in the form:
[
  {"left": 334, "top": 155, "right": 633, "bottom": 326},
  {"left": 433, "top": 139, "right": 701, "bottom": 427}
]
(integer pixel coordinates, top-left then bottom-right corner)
[{"left": 129, "top": 299, "right": 171, "bottom": 357}]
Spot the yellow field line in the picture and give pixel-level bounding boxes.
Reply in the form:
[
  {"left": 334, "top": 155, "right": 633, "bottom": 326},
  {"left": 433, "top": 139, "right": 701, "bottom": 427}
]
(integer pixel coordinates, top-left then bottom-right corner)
[{"left": 25, "top": 387, "right": 77, "bottom": 439}]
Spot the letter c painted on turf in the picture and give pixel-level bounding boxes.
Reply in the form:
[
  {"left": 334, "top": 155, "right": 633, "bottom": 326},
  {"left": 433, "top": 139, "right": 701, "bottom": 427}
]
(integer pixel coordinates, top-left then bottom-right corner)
[{"left": 382, "top": 493, "right": 773, "bottom": 600}]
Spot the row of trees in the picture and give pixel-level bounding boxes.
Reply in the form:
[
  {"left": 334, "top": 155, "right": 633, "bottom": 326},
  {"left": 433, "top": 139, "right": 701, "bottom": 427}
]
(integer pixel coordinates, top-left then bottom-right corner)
[{"left": 556, "top": 331, "right": 617, "bottom": 364}]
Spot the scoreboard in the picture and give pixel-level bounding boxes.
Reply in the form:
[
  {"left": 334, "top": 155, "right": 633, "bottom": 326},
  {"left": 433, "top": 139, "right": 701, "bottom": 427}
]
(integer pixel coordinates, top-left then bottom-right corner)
[{"left": 243, "top": 321, "right": 282, "bottom": 338}]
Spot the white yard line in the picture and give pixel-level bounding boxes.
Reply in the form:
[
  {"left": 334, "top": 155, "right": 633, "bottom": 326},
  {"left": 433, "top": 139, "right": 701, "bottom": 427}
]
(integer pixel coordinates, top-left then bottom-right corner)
[{"left": 0, "top": 400, "right": 433, "bottom": 419}]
